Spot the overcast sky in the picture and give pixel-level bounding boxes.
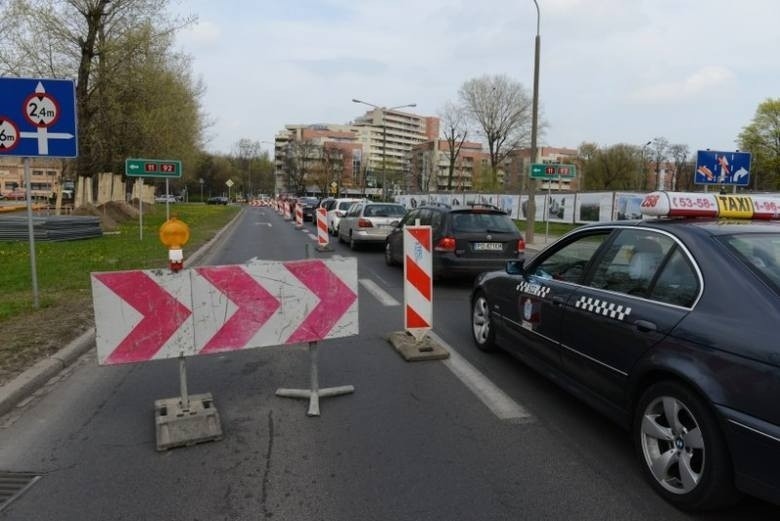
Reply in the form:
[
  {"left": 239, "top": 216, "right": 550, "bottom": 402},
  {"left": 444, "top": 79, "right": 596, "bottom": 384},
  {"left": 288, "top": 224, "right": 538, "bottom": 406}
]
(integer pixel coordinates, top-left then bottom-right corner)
[{"left": 171, "top": 0, "right": 780, "bottom": 157}]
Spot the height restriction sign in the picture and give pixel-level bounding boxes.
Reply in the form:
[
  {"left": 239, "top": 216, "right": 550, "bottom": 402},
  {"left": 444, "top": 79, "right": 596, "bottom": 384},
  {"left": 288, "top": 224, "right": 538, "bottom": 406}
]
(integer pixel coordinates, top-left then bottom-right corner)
[{"left": 0, "top": 77, "right": 78, "bottom": 158}]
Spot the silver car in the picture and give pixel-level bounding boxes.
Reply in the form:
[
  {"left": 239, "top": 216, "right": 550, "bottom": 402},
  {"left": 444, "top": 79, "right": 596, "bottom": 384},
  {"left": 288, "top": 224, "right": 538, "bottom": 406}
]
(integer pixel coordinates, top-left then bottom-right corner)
[{"left": 338, "top": 201, "right": 407, "bottom": 249}]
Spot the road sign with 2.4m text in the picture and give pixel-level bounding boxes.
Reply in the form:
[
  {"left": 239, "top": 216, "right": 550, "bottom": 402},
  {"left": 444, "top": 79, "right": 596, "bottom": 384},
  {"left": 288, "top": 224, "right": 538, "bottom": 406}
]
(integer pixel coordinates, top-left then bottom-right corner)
[
  {"left": 125, "top": 158, "right": 182, "bottom": 178},
  {"left": 0, "top": 77, "right": 78, "bottom": 158}
]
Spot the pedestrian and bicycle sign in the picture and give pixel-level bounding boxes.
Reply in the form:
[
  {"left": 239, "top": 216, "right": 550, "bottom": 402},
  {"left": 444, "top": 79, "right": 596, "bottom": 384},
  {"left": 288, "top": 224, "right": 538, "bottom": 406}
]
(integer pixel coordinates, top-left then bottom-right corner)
[
  {"left": 0, "top": 77, "right": 78, "bottom": 158},
  {"left": 125, "top": 158, "right": 182, "bottom": 178},
  {"left": 530, "top": 163, "right": 577, "bottom": 179}
]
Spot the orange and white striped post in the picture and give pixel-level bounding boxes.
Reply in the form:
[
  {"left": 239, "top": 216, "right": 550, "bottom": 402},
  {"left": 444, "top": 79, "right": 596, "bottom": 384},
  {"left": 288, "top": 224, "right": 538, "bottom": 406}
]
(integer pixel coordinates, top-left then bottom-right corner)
[
  {"left": 403, "top": 225, "right": 432, "bottom": 341},
  {"left": 315, "top": 207, "right": 332, "bottom": 251},
  {"left": 294, "top": 203, "right": 304, "bottom": 229},
  {"left": 283, "top": 201, "right": 292, "bottom": 220}
]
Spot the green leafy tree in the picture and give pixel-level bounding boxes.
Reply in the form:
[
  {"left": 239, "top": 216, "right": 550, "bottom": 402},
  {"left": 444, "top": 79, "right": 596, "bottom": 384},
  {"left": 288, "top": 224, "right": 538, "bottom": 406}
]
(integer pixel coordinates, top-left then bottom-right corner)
[
  {"left": 0, "top": 0, "right": 199, "bottom": 179},
  {"left": 738, "top": 98, "right": 780, "bottom": 190},
  {"left": 585, "top": 144, "right": 638, "bottom": 190}
]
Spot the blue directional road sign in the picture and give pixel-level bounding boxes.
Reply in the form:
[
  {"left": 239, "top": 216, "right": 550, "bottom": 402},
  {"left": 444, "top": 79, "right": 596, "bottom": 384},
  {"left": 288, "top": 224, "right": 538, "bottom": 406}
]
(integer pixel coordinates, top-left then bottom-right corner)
[
  {"left": 695, "top": 150, "right": 751, "bottom": 186},
  {"left": 0, "top": 77, "right": 78, "bottom": 158}
]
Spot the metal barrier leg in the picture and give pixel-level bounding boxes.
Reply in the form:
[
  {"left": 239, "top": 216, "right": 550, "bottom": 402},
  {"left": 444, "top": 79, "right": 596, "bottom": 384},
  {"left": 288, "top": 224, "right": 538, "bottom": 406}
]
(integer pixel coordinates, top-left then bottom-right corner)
[{"left": 276, "top": 341, "right": 354, "bottom": 417}]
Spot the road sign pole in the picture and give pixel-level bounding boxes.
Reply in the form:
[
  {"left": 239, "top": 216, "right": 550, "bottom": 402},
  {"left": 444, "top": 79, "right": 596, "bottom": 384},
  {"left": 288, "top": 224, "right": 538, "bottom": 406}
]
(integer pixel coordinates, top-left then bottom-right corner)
[
  {"left": 139, "top": 178, "right": 144, "bottom": 241},
  {"left": 23, "top": 158, "right": 40, "bottom": 308},
  {"left": 165, "top": 178, "right": 170, "bottom": 220}
]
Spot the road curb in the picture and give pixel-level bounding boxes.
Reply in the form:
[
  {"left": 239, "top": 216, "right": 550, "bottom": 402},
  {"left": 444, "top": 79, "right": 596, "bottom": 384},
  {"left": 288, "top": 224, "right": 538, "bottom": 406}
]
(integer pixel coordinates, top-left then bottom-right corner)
[
  {"left": 0, "top": 328, "right": 95, "bottom": 417},
  {"left": 0, "top": 206, "right": 246, "bottom": 417}
]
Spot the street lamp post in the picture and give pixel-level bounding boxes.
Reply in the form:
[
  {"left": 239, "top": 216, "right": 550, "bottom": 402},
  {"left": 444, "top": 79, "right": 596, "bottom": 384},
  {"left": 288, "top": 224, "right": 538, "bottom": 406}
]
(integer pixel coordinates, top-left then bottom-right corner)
[
  {"left": 639, "top": 140, "right": 652, "bottom": 191},
  {"left": 352, "top": 98, "right": 416, "bottom": 200},
  {"left": 526, "top": 0, "right": 541, "bottom": 244},
  {"left": 199, "top": 178, "right": 204, "bottom": 203}
]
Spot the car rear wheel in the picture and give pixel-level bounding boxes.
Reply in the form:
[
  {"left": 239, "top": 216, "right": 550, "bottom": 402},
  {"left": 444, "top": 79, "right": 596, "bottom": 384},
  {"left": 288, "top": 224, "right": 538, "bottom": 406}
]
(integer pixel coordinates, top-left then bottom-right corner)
[
  {"left": 384, "top": 242, "right": 396, "bottom": 266},
  {"left": 634, "top": 381, "right": 740, "bottom": 510},
  {"left": 471, "top": 291, "right": 496, "bottom": 352}
]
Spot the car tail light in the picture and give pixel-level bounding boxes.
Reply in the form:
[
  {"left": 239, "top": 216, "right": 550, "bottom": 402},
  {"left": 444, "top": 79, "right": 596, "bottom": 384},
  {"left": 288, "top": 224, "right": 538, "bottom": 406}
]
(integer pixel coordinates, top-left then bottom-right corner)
[
  {"left": 357, "top": 218, "right": 373, "bottom": 228},
  {"left": 517, "top": 238, "right": 526, "bottom": 253},
  {"left": 435, "top": 236, "right": 456, "bottom": 252}
]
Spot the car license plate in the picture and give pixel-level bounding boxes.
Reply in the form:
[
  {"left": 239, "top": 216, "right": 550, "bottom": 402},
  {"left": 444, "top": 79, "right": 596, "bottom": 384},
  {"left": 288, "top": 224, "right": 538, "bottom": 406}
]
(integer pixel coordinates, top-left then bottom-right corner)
[{"left": 473, "top": 242, "right": 503, "bottom": 251}]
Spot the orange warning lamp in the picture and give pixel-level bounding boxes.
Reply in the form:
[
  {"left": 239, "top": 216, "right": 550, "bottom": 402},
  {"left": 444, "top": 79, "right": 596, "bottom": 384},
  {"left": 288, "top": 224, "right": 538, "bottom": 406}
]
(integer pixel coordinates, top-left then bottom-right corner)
[{"left": 159, "top": 216, "right": 191, "bottom": 272}]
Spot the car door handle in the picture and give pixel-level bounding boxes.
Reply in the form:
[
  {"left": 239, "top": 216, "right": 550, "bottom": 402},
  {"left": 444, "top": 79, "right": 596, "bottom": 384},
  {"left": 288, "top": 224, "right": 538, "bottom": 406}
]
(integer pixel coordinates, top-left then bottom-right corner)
[
  {"left": 552, "top": 296, "right": 567, "bottom": 306},
  {"left": 634, "top": 320, "right": 657, "bottom": 332}
]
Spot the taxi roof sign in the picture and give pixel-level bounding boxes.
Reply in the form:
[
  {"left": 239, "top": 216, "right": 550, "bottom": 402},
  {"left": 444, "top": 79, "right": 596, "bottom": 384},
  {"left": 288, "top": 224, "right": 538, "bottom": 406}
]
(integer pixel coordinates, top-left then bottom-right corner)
[{"left": 639, "top": 192, "right": 780, "bottom": 220}]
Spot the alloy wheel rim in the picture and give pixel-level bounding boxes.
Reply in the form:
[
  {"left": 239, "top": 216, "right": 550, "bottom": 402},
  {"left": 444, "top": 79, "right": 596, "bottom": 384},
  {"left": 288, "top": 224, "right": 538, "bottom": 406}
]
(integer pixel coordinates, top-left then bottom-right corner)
[
  {"left": 640, "top": 395, "right": 705, "bottom": 495},
  {"left": 472, "top": 297, "right": 490, "bottom": 343}
]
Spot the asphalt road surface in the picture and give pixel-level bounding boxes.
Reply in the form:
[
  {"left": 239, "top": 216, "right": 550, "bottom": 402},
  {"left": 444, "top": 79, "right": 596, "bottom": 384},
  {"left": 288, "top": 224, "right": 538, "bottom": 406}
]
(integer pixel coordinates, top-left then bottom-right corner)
[{"left": 0, "top": 207, "right": 776, "bottom": 520}]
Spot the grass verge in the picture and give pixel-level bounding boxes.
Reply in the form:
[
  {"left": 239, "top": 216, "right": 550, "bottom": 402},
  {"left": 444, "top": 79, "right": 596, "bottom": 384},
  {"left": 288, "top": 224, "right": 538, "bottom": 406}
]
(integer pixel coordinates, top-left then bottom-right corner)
[{"left": 0, "top": 203, "right": 240, "bottom": 386}]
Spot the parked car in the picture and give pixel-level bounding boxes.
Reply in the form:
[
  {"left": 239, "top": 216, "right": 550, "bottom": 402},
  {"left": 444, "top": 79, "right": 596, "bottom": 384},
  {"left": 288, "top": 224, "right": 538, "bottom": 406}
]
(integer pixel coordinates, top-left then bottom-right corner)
[
  {"left": 207, "top": 196, "right": 229, "bottom": 205},
  {"left": 470, "top": 191, "right": 780, "bottom": 511},
  {"left": 337, "top": 201, "right": 407, "bottom": 249},
  {"left": 155, "top": 194, "right": 176, "bottom": 203},
  {"left": 5, "top": 190, "right": 26, "bottom": 201},
  {"left": 326, "top": 197, "right": 364, "bottom": 235},
  {"left": 297, "top": 196, "right": 320, "bottom": 221},
  {"left": 384, "top": 202, "right": 525, "bottom": 279}
]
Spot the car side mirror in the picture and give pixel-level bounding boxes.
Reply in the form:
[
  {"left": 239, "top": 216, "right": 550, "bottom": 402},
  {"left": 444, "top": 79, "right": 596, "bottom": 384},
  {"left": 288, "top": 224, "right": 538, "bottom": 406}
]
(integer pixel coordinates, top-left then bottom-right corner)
[{"left": 505, "top": 259, "right": 525, "bottom": 275}]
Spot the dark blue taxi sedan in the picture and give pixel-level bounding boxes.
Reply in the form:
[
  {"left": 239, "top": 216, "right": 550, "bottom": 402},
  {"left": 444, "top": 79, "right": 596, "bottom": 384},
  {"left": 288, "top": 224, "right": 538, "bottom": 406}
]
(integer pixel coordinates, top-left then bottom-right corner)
[{"left": 470, "top": 191, "right": 780, "bottom": 511}]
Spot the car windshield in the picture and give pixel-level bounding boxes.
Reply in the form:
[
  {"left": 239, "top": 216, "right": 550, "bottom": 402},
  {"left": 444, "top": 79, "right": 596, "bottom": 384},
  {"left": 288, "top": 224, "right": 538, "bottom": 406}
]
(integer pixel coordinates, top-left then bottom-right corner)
[
  {"left": 363, "top": 204, "right": 406, "bottom": 217},
  {"left": 451, "top": 212, "right": 517, "bottom": 233},
  {"left": 720, "top": 233, "right": 780, "bottom": 292}
]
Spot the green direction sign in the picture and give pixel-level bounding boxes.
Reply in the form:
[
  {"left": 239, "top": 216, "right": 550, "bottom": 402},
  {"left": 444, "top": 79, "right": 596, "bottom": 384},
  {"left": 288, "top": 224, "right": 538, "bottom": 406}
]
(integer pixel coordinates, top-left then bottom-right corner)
[
  {"left": 125, "top": 158, "right": 182, "bottom": 178},
  {"left": 530, "top": 163, "right": 577, "bottom": 179}
]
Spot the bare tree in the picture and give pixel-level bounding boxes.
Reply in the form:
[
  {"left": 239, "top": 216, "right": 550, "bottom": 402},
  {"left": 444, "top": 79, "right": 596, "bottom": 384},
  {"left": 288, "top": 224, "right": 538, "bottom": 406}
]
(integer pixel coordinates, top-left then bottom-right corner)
[
  {"left": 286, "top": 140, "right": 320, "bottom": 194},
  {"left": 458, "top": 74, "right": 534, "bottom": 185},
  {"left": 234, "top": 138, "right": 260, "bottom": 198},
  {"left": 668, "top": 143, "right": 690, "bottom": 191},
  {"left": 648, "top": 137, "right": 670, "bottom": 190},
  {"left": 439, "top": 102, "right": 468, "bottom": 191}
]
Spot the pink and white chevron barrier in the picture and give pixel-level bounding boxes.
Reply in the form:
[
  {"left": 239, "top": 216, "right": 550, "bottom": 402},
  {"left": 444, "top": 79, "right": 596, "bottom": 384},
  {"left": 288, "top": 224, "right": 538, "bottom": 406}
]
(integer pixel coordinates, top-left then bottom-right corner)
[{"left": 91, "top": 258, "right": 359, "bottom": 365}]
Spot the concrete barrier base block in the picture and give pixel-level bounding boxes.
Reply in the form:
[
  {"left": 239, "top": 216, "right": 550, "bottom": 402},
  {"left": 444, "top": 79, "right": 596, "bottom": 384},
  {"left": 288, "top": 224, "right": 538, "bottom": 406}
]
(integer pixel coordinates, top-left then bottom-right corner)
[
  {"left": 154, "top": 392, "right": 223, "bottom": 451},
  {"left": 388, "top": 331, "right": 449, "bottom": 362}
]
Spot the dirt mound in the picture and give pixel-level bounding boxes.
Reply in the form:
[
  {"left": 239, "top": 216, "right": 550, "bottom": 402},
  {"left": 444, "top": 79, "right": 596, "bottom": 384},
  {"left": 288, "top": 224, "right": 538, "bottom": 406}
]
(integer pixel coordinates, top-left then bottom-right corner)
[{"left": 72, "top": 201, "right": 139, "bottom": 231}]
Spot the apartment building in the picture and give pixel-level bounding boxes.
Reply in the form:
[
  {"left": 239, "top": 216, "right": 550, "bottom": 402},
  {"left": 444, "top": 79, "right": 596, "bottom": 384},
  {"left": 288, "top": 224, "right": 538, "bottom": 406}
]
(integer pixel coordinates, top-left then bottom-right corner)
[
  {"left": 273, "top": 124, "right": 364, "bottom": 195},
  {"left": 409, "top": 140, "right": 490, "bottom": 192},
  {"left": 273, "top": 109, "right": 439, "bottom": 196},
  {"left": 0, "top": 157, "right": 65, "bottom": 198}
]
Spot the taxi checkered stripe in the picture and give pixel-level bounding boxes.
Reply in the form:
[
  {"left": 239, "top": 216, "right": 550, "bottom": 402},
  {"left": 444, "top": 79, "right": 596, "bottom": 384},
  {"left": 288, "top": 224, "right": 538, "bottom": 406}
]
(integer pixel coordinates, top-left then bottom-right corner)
[
  {"left": 574, "top": 296, "right": 631, "bottom": 321},
  {"left": 517, "top": 281, "right": 551, "bottom": 298}
]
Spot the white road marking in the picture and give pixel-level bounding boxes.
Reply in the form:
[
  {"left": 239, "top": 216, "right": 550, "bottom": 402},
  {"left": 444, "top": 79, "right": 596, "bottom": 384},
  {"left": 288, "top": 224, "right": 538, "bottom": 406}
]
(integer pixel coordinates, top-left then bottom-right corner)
[
  {"left": 359, "top": 279, "right": 400, "bottom": 306},
  {"left": 428, "top": 331, "right": 533, "bottom": 422},
  {"left": 254, "top": 222, "right": 273, "bottom": 227}
]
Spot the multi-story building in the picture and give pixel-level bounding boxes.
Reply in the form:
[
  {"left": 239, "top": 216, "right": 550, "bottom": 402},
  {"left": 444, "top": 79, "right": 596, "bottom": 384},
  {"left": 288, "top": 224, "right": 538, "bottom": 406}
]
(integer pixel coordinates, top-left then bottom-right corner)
[
  {"left": 274, "top": 124, "right": 364, "bottom": 195},
  {"left": 0, "top": 157, "right": 65, "bottom": 198},
  {"left": 409, "top": 140, "right": 490, "bottom": 192},
  {"left": 350, "top": 109, "right": 438, "bottom": 195},
  {"left": 273, "top": 109, "right": 439, "bottom": 197}
]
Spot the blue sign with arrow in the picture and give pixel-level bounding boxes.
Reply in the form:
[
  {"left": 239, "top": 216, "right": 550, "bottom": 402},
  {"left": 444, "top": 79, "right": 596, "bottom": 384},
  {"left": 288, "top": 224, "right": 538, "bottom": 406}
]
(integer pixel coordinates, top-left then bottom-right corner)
[
  {"left": 0, "top": 77, "right": 78, "bottom": 158},
  {"left": 695, "top": 150, "right": 751, "bottom": 186}
]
